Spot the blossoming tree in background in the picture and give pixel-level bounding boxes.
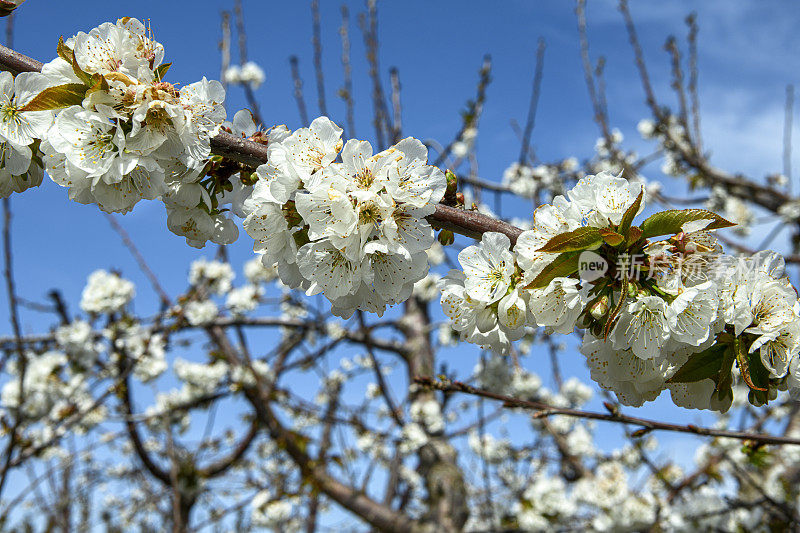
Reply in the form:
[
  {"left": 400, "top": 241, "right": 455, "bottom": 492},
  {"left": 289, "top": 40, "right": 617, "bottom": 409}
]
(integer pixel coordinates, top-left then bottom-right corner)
[{"left": 0, "top": 0, "right": 799, "bottom": 531}]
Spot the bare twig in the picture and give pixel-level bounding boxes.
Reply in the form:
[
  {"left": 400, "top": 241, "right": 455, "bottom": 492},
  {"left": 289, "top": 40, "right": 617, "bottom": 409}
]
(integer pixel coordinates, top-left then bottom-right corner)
[
  {"left": 305, "top": 382, "right": 341, "bottom": 533},
  {"left": 357, "top": 311, "right": 404, "bottom": 427},
  {"left": 232, "top": 0, "right": 264, "bottom": 126},
  {"left": 577, "top": 0, "right": 611, "bottom": 140},
  {"left": 0, "top": 196, "right": 26, "bottom": 497},
  {"left": 203, "top": 324, "right": 416, "bottom": 533},
  {"left": 339, "top": 5, "right": 356, "bottom": 139},
  {"left": 220, "top": 11, "right": 231, "bottom": 93},
  {"left": 389, "top": 67, "right": 402, "bottom": 144},
  {"left": 664, "top": 36, "right": 690, "bottom": 136},
  {"left": 358, "top": 0, "right": 391, "bottom": 150},
  {"left": 198, "top": 419, "right": 259, "bottom": 478},
  {"left": 785, "top": 85, "right": 794, "bottom": 190},
  {"left": 103, "top": 213, "right": 171, "bottom": 309},
  {"left": 415, "top": 377, "right": 800, "bottom": 447},
  {"left": 432, "top": 55, "right": 492, "bottom": 167},
  {"left": 311, "top": 0, "right": 328, "bottom": 117},
  {"left": 616, "top": 7, "right": 793, "bottom": 214},
  {"left": 618, "top": 0, "right": 660, "bottom": 116},
  {"left": 686, "top": 13, "right": 702, "bottom": 153},
  {"left": 289, "top": 55, "right": 310, "bottom": 125},
  {"left": 519, "top": 38, "right": 546, "bottom": 165}
]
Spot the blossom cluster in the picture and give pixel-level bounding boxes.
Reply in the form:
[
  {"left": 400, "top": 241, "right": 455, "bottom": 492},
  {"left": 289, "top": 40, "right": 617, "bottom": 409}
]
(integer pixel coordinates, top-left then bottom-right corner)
[
  {"left": 0, "top": 18, "right": 232, "bottom": 247},
  {"left": 223, "top": 62, "right": 266, "bottom": 89},
  {"left": 0, "top": 71, "right": 48, "bottom": 198},
  {"left": 441, "top": 171, "right": 800, "bottom": 410},
  {"left": 242, "top": 116, "right": 446, "bottom": 318}
]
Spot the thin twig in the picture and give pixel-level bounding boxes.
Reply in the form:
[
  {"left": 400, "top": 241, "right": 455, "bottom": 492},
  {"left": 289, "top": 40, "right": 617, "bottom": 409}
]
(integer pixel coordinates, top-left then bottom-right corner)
[
  {"left": 664, "top": 36, "right": 690, "bottom": 136},
  {"left": 686, "top": 13, "right": 702, "bottom": 154},
  {"left": 0, "top": 196, "right": 26, "bottom": 497},
  {"left": 220, "top": 11, "right": 231, "bottom": 93},
  {"left": 389, "top": 67, "right": 402, "bottom": 144},
  {"left": 339, "top": 5, "right": 356, "bottom": 139},
  {"left": 577, "top": 0, "right": 611, "bottom": 140},
  {"left": 289, "top": 55, "right": 310, "bottom": 125},
  {"left": 618, "top": 0, "right": 660, "bottom": 116},
  {"left": 357, "top": 311, "right": 404, "bottom": 427},
  {"left": 785, "top": 85, "right": 794, "bottom": 191},
  {"left": 432, "top": 55, "right": 492, "bottom": 167},
  {"left": 232, "top": 0, "right": 264, "bottom": 126},
  {"left": 305, "top": 382, "right": 341, "bottom": 533},
  {"left": 311, "top": 0, "right": 328, "bottom": 117},
  {"left": 415, "top": 377, "right": 800, "bottom": 447},
  {"left": 519, "top": 38, "right": 546, "bottom": 165},
  {"left": 358, "top": 0, "right": 390, "bottom": 150},
  {"left": 103, "top": 213, "right": 171, "bottom": 309}
]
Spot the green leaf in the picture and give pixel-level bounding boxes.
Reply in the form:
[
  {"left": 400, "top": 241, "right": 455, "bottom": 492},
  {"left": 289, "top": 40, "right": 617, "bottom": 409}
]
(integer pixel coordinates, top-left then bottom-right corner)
[
  {"left": 57, "top": 36, "right": 73, "bottom": 63},
  {"left": 19, "top": 84, "right": 86, "bottom": 112},
  {"left": 626, "top": 226, "right": 643, "bottom": 247},
  {"left": 618, "top": 188, "right": 644, "bottom": 236},
  {"left": 603, "top": 277, "right": 629, "bottom": 339},
  {"left": 155, "top": 62, "right": 172, "bottom": 81},
  {"left": 714, "top": 343, "right": 737, "bottom": 399},
  {"left": 639, "top": 209, "right": 735, "bottom": 239},
  {"left": 70, "top": 52, "right": 93, "bottom": 86},
  {"left": 536, "top": 227, "right": 603, "bottom": 253},
  {"left": 736, "top": 338, "right": 768, "bottom": 392},
  {"left": 667, "top": 344, "right": 727, "bottom": 383},
  {"left": 599, "top": 228, "right": 625, "bottom": 247},
  {"left": 523, "top": 251, "right": 580, "bottom": 290},
  {"left": 85, "top": 74, "right": 110, "bottom": 96}
]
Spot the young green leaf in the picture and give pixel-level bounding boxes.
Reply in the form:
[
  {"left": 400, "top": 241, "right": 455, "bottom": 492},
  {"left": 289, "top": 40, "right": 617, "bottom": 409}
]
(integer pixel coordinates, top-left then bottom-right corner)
[
  {"left": 599, "top": 228, "right": 625, "bottom": 247},
  {"left": 523, "top": 251, "right": 580, "bottom": 290},
  {"left": 714, "top": 343, "right": 737, "bottom": 396},
  {"left": 667, "top": 344, "right": 727, "bottom": 383},
  {"left": 626, "top": 226, "right": 643, "bottom": 247},
  {"left": 70, "top": 52, "right": 94, "bottom": 86},
  {"left": 736, "top": 338, "right": 768, "bottom": 392},
  {"left": 86, "top": 74, "right": 110, "bottom": 96},
  {"left": 19, "top": 84, "right": 86, "bottom": 112},
  {"left": 602, "top": 276, "right": 628, "bottom": 339},
  {"left": 57, "top": 36, "right": 73, "bottom": 63},
  {"left": 617, "top": 187, "right": 644, "bottom": 236},
  {"left": 155, "top": 62, "right": 172, "bottom": 81},
  {"left": 536, "top": 227, "right": 602, "bottom": 253},
  {"left": 639, "top": 209, "right": 735, "bottom": 239}
]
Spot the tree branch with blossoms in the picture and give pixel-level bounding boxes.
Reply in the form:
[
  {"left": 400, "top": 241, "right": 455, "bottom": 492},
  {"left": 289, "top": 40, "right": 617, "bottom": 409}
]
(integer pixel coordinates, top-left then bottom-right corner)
[{"left": 0, "top": 2, "right": 799, "bottom": 531}]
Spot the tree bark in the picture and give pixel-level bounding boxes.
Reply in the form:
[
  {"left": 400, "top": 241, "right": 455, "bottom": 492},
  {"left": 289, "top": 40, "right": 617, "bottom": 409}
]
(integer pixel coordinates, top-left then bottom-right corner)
[{"left": 401, "top": 297, "right": 469, "bottom": 532}]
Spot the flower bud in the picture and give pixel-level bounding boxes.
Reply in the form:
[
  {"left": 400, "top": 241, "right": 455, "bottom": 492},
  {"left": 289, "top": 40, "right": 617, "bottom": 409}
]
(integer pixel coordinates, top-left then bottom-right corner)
[
  {"left": 589, "top": 296, "right": 609, "bottom": 320},
  {"left": 438, "top": 230, "right": 455, "bottom": 246}
]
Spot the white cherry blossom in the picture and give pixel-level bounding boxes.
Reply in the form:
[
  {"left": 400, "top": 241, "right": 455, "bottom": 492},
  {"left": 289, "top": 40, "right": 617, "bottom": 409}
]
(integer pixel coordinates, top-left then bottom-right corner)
[{"left": 0, "top": 71, "right": 53, "bottom": 146}]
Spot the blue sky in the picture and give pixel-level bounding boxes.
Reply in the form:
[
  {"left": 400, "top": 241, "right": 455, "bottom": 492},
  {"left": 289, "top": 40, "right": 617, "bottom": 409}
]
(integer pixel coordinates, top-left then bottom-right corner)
[{"left": 2, "top": 0, "right": 800, "bottom": 522}]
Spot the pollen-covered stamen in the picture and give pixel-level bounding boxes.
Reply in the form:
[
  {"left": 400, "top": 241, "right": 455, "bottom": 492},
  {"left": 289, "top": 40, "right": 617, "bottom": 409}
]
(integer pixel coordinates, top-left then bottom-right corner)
[
  {"left": 354, "top": 168, "right": 375, "bottom": 190},
  {"left": 357, "top": 201, "right": 383, "bottom": 228},
  {"left": 136, "top": 21, "right": 159, "bottom": 66},
  {"left": 74, "top": 124, "right": 116, "bottom": 166},
  {"left": 152, "top": 81, "right": 179, "bottom": 98},
  {"left": 0, "top": 99, "right": 22, "bottom": 136}
]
